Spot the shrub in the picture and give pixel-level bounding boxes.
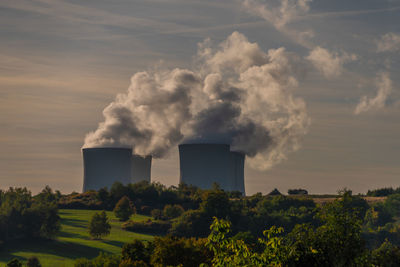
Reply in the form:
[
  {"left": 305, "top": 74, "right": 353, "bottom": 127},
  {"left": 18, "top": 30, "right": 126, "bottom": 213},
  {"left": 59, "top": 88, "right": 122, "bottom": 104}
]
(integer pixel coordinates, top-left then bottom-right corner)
[
  {"left": 7, "top": 258, "right": 22, "bottom": 267},
  {"left": 27, "top": 256, "right": 41, "bottom": 267},
  {"left": 151, "top": 209, "right": 163, "bottom": 220},
  {"left": 75, "top": 252, "right": 121, "bottom": 267}
]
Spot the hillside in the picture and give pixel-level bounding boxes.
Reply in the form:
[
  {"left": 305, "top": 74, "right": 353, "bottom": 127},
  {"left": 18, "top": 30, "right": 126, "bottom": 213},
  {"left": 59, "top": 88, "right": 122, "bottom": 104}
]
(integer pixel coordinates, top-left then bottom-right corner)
[{"left": 0, "top": 209, "right": 154, "bottom": 266}]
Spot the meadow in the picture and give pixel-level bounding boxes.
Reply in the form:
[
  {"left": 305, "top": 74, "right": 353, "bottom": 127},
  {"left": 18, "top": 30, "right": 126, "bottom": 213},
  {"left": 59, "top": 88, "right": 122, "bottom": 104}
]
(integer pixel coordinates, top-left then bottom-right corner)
[{"left": 0, "top": 209, "right": 154, "bottom": 267}]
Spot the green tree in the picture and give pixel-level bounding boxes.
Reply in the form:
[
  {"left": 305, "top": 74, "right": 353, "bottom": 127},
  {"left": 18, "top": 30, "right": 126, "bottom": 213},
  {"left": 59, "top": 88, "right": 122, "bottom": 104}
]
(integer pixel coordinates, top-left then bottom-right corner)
[
  {"left": 371, "top": 239, "right": 400, "bottom": 267},
  {"left": 122, "top": 240, "right": 150, "bottom": 263},
  {"left": 27, "top": 256, "right": 41, "bottom": 267},
  {"left": 6, "top": 258, "right": 22, "bottom": 267},
  {"left": 206, "top": 217, "right": 287, "bottom": 266},
  {"left": 114, "top": 196, "right": 135, "bottom": 221},
  {"left": 163, "top": 204, "right": 184, "bottom": 219},
  {"left": 313, "top": 190, "right": 367, "bottom": 266},
  {"left": 89, "top": 211, "right": 111, "bottom": 239},
  {"left": 151, "top": 235, "right": 211, "bottom": 267},
  {"left": 201, "top": 189, "right": 230, "bottom": 218}
]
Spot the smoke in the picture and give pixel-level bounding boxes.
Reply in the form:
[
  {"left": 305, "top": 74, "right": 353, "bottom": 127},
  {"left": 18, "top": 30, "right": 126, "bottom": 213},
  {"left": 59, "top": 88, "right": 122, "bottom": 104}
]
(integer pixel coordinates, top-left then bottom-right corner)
[
  {"left": 84, "top": 31, "right": 310, "bottom": 170},
  {"left": 306, "top": 46, "right": 357, "bottom": 79},
  {"left": 84, "top": 69, "right": 200, "bottom": 157},
  {"left": 243, "top": 0, "right": 314, "bottom": 48},
  {"left": 376, "top": 33, "right": 400, "bottom": 53},
  {"left": 354, "top": 72, "right": 392, "bottom": 115}
]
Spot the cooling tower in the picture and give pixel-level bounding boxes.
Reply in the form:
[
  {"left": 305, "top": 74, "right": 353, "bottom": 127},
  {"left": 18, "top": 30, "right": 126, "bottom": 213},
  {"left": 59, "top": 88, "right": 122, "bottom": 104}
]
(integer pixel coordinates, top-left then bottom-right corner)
[
  {"left": 82, "top": 147, "right": 132, "bottom": 192},
  {"left": 131, "top": 155, "right": 152, "bottom": 183},
  {"left": 230, "top": 151, "right": 245, "bottom": 194},
  {"left": 179, "top": 144, "right": 245, "bottom": 194}
]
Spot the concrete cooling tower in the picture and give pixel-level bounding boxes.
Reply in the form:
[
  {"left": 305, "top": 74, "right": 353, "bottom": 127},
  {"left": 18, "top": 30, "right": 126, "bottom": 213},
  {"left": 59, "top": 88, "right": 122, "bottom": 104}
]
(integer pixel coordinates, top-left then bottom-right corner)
[
  {"left": 230, "top": 151, "right": 245, "bottom": 194},
  {"left": 131, "top": 155, "right": 152, "bottom": 183},
  {"left": 82, "top": 147, "right": 133, "bottom": 192},
  {"left": 178, "top": 144, "right": 245, "bottom": 194}
]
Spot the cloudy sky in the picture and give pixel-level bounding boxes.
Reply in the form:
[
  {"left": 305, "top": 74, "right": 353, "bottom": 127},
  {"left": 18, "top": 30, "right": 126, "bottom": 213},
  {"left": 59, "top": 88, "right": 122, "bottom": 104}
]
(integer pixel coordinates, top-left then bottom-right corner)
[{"left": 1, "top": 0, "right": 399, "bottom": 195}]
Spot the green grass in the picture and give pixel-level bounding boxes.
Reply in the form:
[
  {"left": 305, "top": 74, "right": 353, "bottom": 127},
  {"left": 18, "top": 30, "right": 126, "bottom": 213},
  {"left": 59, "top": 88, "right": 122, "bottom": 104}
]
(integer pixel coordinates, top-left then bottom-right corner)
[{"left": 0, "top": 209, "right": 154, "bottom": 267}]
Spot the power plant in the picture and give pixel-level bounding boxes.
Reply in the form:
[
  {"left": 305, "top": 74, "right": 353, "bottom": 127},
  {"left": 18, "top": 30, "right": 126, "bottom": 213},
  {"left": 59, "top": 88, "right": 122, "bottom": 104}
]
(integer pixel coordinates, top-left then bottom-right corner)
[
  {"left": 131, "top": 155, "right": 152, "bottom": 184},
  {"left": 82, "top": 144, "right": 245, "bottom": 194},
  {"left": 178, "top": 144, "right": 245, "bottom": 194},
  {"left": 82, "top": 147, "right": 151, "bottom": 192}
]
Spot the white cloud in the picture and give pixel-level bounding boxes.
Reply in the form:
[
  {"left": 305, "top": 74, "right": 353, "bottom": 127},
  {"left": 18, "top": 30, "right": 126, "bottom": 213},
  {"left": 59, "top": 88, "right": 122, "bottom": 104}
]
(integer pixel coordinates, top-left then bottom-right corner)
[
  {"left": 306, "top": 46, "right": 357, "bottom": 79},
  {"left": 354, "top": 72, "right": 392, "bottom": 114},
  {"left": 243, "top": 0, "right": 313, "bottom": 47},
  {"left": 377, "top": 32, "right": 400, "bottom": 52}
]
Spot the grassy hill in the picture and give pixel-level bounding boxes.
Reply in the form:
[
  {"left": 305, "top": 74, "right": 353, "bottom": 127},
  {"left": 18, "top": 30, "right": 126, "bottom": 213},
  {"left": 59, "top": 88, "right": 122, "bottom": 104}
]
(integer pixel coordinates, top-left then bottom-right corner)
[{"left": 0, "top": 209, "right": 154, "bottom": 267}]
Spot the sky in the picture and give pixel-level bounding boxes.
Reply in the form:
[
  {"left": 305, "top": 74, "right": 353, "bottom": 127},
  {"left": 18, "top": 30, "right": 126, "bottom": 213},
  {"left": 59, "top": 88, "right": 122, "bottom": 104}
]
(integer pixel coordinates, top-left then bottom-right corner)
[{"left": 0, "top": 0, "right": 399, "bottom": 195}]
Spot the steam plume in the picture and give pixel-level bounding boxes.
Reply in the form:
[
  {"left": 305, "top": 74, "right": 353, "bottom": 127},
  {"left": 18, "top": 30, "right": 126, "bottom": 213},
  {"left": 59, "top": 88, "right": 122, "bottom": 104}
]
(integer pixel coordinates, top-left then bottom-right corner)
[
  {"left": 84, "top": 32, "right": 310, "bottom": 170},
  {"left": 354, "top": 72, "right": 392, "bottom": 115}
]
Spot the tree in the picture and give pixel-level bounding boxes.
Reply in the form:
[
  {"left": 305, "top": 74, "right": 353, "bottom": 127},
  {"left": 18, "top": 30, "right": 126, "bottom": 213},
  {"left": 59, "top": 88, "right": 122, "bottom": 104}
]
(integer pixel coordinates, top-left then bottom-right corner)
[
  {"left": 89, "top": 211, "right": 111, "bottom": 239},
  {"left": 288, "top": 188, "right": 308, "bottom": 195},
  {"left": 201, "top": 189, "right": 231, "bottom": 218},
  {"left": 151, "top": 235, "right": 211, "bottom": 267},
  {"left": 206, "top": 217, "right": 287, "bottom": 266},
  {"left": 371, "top": 239, "right": 400, "bottom": 267},
  {"left": 114, "top": 196, "right": 135, "bottom": 221},
  {"left": 163, "top": 204, "right": 184, "bottom": 219},
  {"left": 27, "top": 256, "right": 41, "bottom": 267},
  {"left": 268, "top": 188, "right": 282, "bottom": 196},
  {"left": 122, "top": 240, "right": 151, "bottom": 263},
  {"left": 6, "top": 258, "right": 22, "bottom": 267}
]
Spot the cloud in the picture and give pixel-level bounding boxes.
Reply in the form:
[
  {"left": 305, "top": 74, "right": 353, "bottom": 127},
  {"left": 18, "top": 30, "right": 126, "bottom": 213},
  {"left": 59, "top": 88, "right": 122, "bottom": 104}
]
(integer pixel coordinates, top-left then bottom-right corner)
[
  {"left": 306, "top": 46, "right": 357, "bottom": 79},
  {"left": 376, "top": 32, "right": 400, "bottom": 52},
  {"left": 84, "top": 32, "right": 310, "bottom": 170},
  {"left": 354, "top": 72, "right": 392, "bottom": 115},
  {"left": 243, "top": 0, "right": 311, "bottom": 29},
  {"left": 243, "top": 0, "right": 314, "bottom": 47}
]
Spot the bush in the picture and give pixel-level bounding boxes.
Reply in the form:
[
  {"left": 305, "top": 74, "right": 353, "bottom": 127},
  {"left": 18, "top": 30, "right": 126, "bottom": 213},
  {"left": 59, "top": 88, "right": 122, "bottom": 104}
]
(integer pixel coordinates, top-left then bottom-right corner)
[
  {"left": 75, "top": 252, "right": 121, "bottom": 267},
  {"left": 151, "top": 209, "right": 163, "bottom": 220},
  {"left": 7, "top": 258, "right": 22, "bottom": 267},
  {"left": 114, "top": 196, "right": 135, "bottom": 221},
  {"left": 88, "top": 211, "right": 111, "bottom": 239},
  {"left": 27, "top": 256, "right": 41, "bottom": 267},
  {"left": 371, "top": 239, "right": 400, "bottom": 267}
]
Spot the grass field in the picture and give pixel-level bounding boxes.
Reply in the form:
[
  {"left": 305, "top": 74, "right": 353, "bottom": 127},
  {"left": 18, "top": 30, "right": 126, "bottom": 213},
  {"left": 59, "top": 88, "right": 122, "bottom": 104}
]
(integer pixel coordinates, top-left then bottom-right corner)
[{"left": 0, "top": 209, "right": 154, "bottom": 267}]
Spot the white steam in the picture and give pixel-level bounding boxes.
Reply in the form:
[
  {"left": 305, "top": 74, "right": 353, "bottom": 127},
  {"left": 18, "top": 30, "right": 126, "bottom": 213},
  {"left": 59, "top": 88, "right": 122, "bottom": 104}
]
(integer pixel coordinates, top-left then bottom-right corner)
[
  {"left": 376, "top": 33, "right": 400, "bottom": 53},
  {"left": 84, "top": 32, "right": 310, "bottom": 170},
  {"left": 306, "top": 46, "right": 357, "bottom": 79},
  {"left": 354, "top": 72, "right": 392, "bottom": 115}
]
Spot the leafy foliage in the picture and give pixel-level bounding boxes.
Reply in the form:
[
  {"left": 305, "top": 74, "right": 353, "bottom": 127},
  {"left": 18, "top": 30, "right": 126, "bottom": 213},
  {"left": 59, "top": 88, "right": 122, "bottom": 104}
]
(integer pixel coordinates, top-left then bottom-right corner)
[
  {"left": 0, "top": 187, "right": 60, "bottom": 242},
  {"left": 75, "top": 252, "right": 121, "bottom": 267},
  {"left": 26, "top": 256, "right": 41, "bottom": 267},
  {"left": 88, "top": 211, "right": 111, "bottom": 239},
  {"left": 114, "top": 196, "right": 135, "bottom": 221},
  {"left": 6, "top": 258, "right": 22, "bottom": 267}
]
